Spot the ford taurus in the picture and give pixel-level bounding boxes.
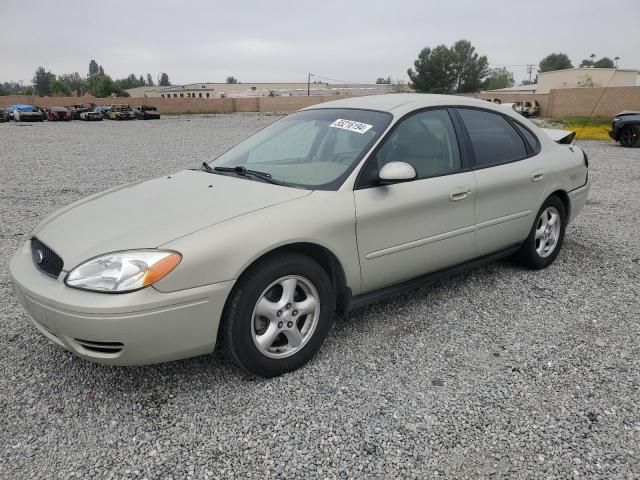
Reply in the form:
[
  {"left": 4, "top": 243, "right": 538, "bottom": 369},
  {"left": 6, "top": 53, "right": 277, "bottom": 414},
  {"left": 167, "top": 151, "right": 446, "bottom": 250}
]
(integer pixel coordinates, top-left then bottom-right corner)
[{"left": 10, "top": 94, "right": 590, "bottom": 377}]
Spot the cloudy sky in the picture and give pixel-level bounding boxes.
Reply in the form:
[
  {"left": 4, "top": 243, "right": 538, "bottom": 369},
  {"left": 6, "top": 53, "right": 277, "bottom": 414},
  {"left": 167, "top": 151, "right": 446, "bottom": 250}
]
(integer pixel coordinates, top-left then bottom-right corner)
[{"left": 1, "top": 0, "right": 638, "bottom": 86}]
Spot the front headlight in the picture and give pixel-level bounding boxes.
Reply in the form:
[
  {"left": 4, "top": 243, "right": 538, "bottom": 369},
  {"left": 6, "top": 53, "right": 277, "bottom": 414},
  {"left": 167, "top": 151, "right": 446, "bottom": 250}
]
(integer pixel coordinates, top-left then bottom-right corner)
[{"left": 65, "top": 250, "right": 182, "bottom": 293}]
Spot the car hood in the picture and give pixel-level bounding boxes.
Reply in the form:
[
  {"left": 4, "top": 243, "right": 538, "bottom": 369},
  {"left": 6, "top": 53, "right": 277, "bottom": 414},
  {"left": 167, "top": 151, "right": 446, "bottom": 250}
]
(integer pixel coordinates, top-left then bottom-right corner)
[{"left": 34, "top": 169, "right": 310, "bottom": 269}]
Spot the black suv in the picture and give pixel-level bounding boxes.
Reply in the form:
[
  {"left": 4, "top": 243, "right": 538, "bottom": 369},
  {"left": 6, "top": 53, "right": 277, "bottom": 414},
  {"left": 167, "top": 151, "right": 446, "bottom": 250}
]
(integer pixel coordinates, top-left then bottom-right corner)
[{"left": 609, "top": 111, "right": 640, "bottom": 147}]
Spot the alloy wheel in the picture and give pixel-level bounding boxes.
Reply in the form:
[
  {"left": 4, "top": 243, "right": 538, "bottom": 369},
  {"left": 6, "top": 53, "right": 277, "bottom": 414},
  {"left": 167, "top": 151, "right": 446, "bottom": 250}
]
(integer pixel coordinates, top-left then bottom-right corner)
[
  {"left": 251, "top": 275, "right": 320, "bottom": 359},
  {"left": 535, "top": 206, "right": 561, "bottom": 258}
]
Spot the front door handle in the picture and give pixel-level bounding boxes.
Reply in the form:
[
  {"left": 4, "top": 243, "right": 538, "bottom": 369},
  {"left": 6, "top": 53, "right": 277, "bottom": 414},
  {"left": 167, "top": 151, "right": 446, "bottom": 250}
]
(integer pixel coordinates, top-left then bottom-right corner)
[
  {"left": 450, "top": 186, "right": 472, "bottom": 202},
  {"left": 531, "top": 169, "right": 545, "bottom": 182}
]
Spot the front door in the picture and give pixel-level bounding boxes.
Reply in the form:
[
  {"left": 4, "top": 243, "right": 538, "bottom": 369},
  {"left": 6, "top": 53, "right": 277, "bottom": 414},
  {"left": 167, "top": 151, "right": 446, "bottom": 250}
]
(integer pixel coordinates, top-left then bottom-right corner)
[{"left": 354, "top": 108, "right": 476, "bottom": 293}]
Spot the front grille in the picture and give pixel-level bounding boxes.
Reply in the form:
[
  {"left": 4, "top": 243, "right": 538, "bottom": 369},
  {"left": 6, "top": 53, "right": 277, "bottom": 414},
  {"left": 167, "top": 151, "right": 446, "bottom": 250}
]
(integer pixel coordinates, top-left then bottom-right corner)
[
  {"left": 31, "top": 238, "right": 64, "bottom": 278},
  {"left": 73, "top": 338, "right": 124, "bottom": 355}
]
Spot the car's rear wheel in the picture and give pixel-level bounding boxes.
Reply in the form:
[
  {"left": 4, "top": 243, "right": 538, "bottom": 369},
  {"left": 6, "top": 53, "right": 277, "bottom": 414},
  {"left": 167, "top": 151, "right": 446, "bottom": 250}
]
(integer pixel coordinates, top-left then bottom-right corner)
[
  {"left": 619, "top": 125, "right": 640, "bottom": 148},
  {"left": 222, "top": 252, "right": 335, "bottom": 377},
  {"left": 514, "top": 196, "right": 567, "bottom": 269}
]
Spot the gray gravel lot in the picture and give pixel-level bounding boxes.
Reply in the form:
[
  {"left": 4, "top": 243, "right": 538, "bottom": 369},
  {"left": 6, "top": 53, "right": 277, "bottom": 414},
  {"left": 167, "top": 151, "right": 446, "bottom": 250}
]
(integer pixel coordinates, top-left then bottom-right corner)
[{"left": 0, "top": 115, "right": 639, "bottom": 479}]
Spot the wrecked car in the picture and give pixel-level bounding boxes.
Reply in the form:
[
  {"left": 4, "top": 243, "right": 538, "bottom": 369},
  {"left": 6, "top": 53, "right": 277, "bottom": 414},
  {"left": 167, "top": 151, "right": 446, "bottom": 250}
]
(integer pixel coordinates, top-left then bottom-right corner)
[
  {"left": 133, "top": 105, "right": 161, "bottom": 120},
  {"left": 9, "top": 105, "right": 44, "bottom": 122},
  {"left": 106, "top": 105, "right": 135, "bottom": 120}
]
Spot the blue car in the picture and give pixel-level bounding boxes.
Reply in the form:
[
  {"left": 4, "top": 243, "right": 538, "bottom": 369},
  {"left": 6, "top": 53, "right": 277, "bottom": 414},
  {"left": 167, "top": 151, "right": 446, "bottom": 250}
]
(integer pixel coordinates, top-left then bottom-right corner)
[{"left": 8, "top": 104, "right": 44, "bottom": 122}]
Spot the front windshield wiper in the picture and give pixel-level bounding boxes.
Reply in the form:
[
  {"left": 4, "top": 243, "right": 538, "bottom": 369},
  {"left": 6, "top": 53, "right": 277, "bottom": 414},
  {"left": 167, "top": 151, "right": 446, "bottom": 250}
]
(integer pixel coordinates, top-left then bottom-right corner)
[{"left": 213, "top": 166, "right": 286, "bottom": 186}]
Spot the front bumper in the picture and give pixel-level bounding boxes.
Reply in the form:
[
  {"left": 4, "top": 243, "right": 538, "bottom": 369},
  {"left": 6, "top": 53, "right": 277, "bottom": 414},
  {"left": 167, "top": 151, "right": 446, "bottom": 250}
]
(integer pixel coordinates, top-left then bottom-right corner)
[
  {"left": 9, "top": 241, "right": 234, "bottom": 365},
  {"left": 608, "top": 130, "right": 619, "bottom": 141}
]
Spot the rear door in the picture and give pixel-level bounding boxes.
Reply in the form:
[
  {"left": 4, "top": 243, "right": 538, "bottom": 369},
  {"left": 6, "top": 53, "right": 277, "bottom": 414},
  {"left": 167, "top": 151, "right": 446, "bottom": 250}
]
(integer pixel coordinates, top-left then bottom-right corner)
[
  {"left": 354, "top": 108, "right": 476, "bottom": 293},
  {"left": 455, "top": 107, "right": 546, "bottom": 255}
]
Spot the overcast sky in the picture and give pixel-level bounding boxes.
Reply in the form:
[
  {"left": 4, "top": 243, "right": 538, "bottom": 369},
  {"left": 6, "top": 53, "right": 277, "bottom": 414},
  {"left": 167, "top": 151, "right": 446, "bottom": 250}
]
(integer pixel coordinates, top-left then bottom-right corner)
[{"left": 1, "top": 0, "right": 639, "bottom": 86}]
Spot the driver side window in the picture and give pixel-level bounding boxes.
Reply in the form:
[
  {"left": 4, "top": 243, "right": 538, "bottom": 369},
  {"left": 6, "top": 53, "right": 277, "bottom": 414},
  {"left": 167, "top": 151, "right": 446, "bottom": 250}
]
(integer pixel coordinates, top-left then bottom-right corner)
[{"left": 361, "top": 109, "right": 462, "bottom": 185}]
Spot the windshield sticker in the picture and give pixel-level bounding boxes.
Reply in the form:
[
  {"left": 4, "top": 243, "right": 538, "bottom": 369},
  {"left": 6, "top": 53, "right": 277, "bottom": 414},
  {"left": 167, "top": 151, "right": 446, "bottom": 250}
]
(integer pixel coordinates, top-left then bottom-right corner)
[{"left": 329, "top": 119, "right": 373, "bottom": 134}]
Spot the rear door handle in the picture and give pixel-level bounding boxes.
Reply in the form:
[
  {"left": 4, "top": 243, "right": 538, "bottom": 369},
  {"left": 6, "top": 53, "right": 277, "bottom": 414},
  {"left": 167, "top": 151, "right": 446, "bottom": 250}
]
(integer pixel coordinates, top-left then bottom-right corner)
[
  {"left": 531, "top": 169, "right": 545, "bottom": 182},
  {"left": 450, "top": 186, "right": 472, "bottom": 202}
]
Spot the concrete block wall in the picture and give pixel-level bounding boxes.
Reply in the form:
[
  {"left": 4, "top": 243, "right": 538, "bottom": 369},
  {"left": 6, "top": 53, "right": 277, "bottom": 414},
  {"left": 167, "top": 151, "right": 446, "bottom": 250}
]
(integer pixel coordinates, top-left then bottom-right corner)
[
  {"left": 547, "top": 86, "right": 640, "bottom": 117},
  {"left": 0, "top": 94, "right": 351, "bottom": 114},
  {"left": 3, "top": 87, "right": 639, "bottom": 117}
]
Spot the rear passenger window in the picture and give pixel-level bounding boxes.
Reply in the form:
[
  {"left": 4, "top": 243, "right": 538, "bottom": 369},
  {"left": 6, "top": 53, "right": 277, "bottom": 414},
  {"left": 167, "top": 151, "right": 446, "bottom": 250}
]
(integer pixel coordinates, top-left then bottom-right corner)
[{"left": 457, "top": 108, "right": 529, "bottom": 167}]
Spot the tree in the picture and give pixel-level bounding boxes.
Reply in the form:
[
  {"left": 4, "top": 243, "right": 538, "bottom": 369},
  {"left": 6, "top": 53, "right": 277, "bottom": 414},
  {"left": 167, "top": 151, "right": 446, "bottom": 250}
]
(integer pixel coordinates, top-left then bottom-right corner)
[
  {"left": 538, "top": 53, "right": 573, "bottom": 73},
  {"left": 159, "top": 72, "right": 171, "bottom": 86},
  {"left": 408, "top": 40, "right": 489, "bottom": 94},
  {"left": 483, "top": 67, "right": 515, "bottom": 90},
  {"left": 87, "top": 75, "right": 127, "bottom": 98},
  {"left": 449, "top": 40, "right": 489, "bottom": 93},
  {"left": 50, "top": 77, "right": 72, "bottom": 96},
  {"left": 407, "top": 45, "right": 455, "bottom": 93},
  {"left": 98, "top": 65, "right": 105, "bottom": 75},
  {"left": 88, "top": 59, "right": 100, "bottom": 77},
  {"left": 580, "top": 56, "right": 615, "bottom": 68},
  {"left": 376, "top": 76, "right": 392, "bottom": 84},
  {"left": 146, "top": 74, "right": 154, "bottom": 86},
  {"left": 32, "top": 66, "right": 56, "bottom": 96},
  {"left": 59, "top": 72, "right": 86, "bottom": 96},
  {"left": 226, "top": 76, "right": 239, "bottom": 84}
]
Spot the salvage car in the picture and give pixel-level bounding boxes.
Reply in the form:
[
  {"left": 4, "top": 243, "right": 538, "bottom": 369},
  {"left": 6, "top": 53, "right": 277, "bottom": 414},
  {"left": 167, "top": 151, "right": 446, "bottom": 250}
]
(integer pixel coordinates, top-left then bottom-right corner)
[
  {"left": 0, "top": 108, "right": 9, "bottom": 122},
  {"left": 133, "top": 105, "right": 161, "bottom": 120},
  {"left": 79, "top": 110, "right": 104, "bottom": 121},
  {"left": 70, "top": 104, "right": 96, "bottom": 120},
  {"left": 94, "top": 105, "right": 112, "bottom": 116},
  {"left": 609, "top": 111, "right": 640, "bottom": 147},
  {"left": 514, "top": 100, "right": 540, "bottom": 117},
  {"left": 10, "top": 104, "right": 44, "bottom": 122},
  {"left": 10, "top": 94, "right": 590, "bottom": 377},
  {"left": 106, "top": 104, "right": 135, "bottom": 120},
  {"left": 45, "top": 107, "right": 72, "bottom": 121}
]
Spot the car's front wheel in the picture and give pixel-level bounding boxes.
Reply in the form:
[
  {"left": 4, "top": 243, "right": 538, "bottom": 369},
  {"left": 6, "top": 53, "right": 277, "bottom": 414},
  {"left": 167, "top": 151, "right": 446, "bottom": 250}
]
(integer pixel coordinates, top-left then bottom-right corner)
[
  {"left": 222, "top": 252, "right": 335, "bottom": 377},
  {"left": 514, "top": 196, "right": 567, "bottom": 269},
  {"left": 619, "top": 125, "right": 640, "bottom": 148}
]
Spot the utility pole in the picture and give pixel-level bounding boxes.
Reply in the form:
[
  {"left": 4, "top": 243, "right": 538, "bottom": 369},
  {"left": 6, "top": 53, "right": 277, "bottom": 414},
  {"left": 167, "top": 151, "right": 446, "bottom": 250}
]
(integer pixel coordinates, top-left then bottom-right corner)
[
  {"left": 307, "top": 72, "right": 311, "bottom": 96},
  {"left": 526, "top": 64, "right": 535, "bottom": 84}
]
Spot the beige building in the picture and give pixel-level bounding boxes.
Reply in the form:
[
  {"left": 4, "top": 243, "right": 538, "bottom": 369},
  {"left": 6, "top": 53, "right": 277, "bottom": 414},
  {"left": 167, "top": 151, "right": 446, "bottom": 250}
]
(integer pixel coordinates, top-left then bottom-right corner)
[
  {"left": 536, "top": 68, "right": 639, "bottom": 94},
  {"left": 126, "top": 82, "right": 394, "bottom": 99}
]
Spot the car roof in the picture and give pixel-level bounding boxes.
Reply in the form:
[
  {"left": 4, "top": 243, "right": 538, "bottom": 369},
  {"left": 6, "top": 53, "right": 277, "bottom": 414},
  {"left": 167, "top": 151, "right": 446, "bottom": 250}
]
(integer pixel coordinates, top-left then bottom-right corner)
[{"left": 302, "top": 93, "right": 511, "bottom": 116}]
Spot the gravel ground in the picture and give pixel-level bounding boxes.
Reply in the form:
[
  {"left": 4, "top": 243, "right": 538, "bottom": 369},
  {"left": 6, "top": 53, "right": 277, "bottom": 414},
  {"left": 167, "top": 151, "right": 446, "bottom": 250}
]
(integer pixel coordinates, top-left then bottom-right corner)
[{"left": 0, "top": 116, "right": 638, "bottom": 479}]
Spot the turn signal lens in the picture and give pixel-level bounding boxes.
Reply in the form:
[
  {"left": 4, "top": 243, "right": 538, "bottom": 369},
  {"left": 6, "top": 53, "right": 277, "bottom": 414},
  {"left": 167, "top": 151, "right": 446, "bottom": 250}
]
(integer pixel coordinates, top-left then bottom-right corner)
[{"left": 143, "top": 254, "right": 182, "bottom": 286}]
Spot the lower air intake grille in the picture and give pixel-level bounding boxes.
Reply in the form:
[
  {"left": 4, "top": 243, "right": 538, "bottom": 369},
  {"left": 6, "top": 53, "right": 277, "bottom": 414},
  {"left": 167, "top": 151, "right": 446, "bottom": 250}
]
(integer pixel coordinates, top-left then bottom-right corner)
[
  {"left": 31, "top": 238, "right": 64, "bottom": 278},
  {"left": 73, "top": 338, "right": 124, "bottom": 355}
]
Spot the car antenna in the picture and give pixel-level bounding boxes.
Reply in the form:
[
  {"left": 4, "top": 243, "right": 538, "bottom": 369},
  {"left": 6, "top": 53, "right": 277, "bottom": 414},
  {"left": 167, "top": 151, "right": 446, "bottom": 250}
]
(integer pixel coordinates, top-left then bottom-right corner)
[{"left": 571, "top": 70, "right": 617, "bottom": 146}]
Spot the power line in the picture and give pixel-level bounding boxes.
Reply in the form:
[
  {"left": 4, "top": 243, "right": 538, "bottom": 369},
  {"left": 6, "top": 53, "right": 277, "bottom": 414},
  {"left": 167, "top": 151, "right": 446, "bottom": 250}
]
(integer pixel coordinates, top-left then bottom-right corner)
[{"left": 308, "top": 73, "right": 367, "bottom": 85}]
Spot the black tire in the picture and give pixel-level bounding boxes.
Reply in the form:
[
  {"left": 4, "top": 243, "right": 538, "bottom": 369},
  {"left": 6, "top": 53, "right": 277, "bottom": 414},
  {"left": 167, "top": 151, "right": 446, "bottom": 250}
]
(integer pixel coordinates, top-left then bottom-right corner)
[
  {"left": 619, "top": 125, "right": 640, "bottom": 148},
  {"left": 222, "top": 252, "right": 335, "bottom": 377},
  {"left": 514, "top": 195, "right": 567, "bottom": 269}
]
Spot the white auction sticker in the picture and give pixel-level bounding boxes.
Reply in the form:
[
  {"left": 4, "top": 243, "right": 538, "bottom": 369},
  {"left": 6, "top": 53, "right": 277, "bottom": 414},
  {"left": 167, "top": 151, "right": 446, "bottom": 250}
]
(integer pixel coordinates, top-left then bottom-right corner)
[{"left": 329, "top": 119, "right": 373, "bottom": 134}]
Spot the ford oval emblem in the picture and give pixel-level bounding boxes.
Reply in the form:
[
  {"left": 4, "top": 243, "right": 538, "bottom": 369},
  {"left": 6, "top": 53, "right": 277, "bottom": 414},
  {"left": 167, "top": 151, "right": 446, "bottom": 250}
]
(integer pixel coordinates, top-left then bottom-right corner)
[{"left": 35, "top": 249, "right": 44, "bottom": 264}]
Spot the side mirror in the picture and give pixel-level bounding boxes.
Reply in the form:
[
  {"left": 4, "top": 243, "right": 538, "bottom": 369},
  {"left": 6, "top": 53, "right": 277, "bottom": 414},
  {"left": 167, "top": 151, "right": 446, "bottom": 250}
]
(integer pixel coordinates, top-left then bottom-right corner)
[{"left": 378, "top": 162, "right": 417, "bottom": 184}]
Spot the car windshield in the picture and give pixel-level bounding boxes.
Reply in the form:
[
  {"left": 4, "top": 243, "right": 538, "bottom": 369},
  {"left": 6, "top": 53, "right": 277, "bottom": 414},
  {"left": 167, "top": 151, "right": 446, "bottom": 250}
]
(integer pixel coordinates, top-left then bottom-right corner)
[{"left": 208, "top": 108, "right": 391, "bottom": 190}]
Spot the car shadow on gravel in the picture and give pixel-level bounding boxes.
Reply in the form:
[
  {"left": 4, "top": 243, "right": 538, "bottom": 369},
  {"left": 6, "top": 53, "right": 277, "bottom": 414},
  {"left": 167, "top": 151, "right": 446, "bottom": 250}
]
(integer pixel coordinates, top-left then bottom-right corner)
[{"left": 12, "top": 235, "right": 605, "bottom": 399}]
